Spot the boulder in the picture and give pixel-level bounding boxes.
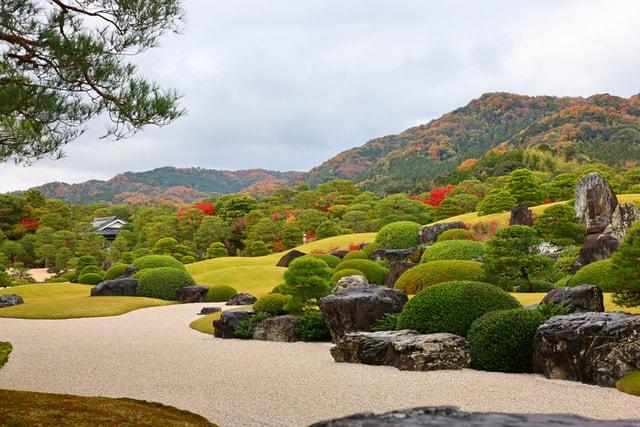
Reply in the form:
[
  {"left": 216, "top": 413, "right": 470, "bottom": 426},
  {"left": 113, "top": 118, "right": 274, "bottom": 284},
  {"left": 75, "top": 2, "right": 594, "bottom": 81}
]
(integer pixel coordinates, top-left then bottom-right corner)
[
  {"left": 574, "top": 232, "right": 619, "bottom": 270},
  {"left": 276, "top": 250, "right": 305, "bottom": 267},
  {"left": 509, "top": 204, "right": 534, "bottom": 226},
  {"left": 0, "top": 294, "right": 23, "bottom": 308},
  {"left": 330, "top": 249, "right": 349, "bottom": 259},
  {"left": 541, "top": 285, "right": 604, "bottom": 313},
  {"left": 253, "top": 315, "right": 300, "bottom": 342},
  {"left": 213, "top": 309, "right": 256, "bottom": 338},
  {"left": 333, "top": 275, "right": 370, "bottom": 293},
  {"left": 419, "top": 222, "right": 465, "bottom": 244},
  {"left": 90, "top": 278, "right": 137, "bottom": 297},
  {"left": 199, "top": 306, "right": 221, "bottom": 315},
  {"left": 320, "top": 287, "right": 408, "bottom": 342},
  {"left": 310, "top": 406, "right": 640, "bottom": 427},
  {"left": 176, "top": 285, "right": 208, "bottom": 303},
  {"left": 384, "top": 261, "right": 415, "bottom": 288},
  {"left": 121, "top": 266, "right": 138, "bottom": 278},
  {"left": 605, "top": 203, "right": 640, "bottom": 241},
  {"left": 330, "top": 330, "right": 470, "bottom": 371},
  {"left": 574, "top": 172, "right": 618, "bottom": 229},
  {"left": 226, "top": 292, "right": 257, "bottom": 306},
  {"left": 535, "top": 242, "right": 563, "bottom": 260},
  {"left": 532, "top": 312, "right": 640, "bottom": 386},
  {"left": 369, "top": 248, "right": 416, "bottom": 262}
]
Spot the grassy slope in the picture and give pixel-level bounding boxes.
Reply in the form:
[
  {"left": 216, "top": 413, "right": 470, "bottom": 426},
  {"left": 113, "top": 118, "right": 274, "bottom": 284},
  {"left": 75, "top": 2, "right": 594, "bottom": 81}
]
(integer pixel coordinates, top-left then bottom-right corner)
[
  {"left": 0, "top": 284, "right": 173, "bottom": 319},
  {"left": 0, "top": 389, "right": 215, "bottom": 426}
]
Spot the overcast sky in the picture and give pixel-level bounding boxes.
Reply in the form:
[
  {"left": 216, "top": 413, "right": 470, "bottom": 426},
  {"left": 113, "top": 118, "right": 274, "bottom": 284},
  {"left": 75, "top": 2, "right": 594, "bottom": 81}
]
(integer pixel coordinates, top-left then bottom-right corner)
[{"left": 2, "top": 0, "right": 640, "bottom": 192}]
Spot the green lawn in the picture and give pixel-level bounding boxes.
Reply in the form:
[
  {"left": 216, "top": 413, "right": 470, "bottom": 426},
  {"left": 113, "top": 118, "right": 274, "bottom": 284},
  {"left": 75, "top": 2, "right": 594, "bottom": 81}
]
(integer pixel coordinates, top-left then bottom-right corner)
[
  {"left": 190, "top": 311, "right": 223, "bottom": 335},
  {"left": 0, "top": 389, "right": 215, "bottom": 426},
  {"left": 0, "top": 342, "right": 11, "bottom": 368},
  {"left": 0, "top": 284, "right": 174, "bottom": 319}
]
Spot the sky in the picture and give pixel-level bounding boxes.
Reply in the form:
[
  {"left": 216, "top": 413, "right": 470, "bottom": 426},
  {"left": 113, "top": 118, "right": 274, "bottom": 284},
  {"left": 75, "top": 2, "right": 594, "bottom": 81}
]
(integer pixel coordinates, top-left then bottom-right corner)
[{"left": 2, "top": 0, "right": 640, "bottom": 192}]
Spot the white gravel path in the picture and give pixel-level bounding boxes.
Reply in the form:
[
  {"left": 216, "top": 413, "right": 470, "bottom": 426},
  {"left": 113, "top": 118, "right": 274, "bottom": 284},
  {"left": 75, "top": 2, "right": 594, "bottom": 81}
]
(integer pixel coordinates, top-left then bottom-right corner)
[{"left": 1, "top": 303, "right": 639, "bottom": 426}]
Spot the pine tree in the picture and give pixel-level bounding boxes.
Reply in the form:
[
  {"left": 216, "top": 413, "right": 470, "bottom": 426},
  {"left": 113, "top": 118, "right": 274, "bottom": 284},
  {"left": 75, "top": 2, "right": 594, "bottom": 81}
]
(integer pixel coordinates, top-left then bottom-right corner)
[
  {"left": 612, "top": 222, "right": 640, "bottom": 307},
  {"left": 534, "top": 204, "right": 586, "bottom": 245},
  {"left": 476, "top": 189, "right": 517, "bottom": 216},
  {"left": 507, "top": 169, "right": 544, "bottom": 206}
]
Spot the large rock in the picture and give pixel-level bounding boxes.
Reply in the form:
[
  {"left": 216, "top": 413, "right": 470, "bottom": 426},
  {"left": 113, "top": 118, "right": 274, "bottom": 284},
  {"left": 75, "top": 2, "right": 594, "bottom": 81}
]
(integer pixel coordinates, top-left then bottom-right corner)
[
  {"left": 532, "top": 312, "right": 640, "bottom": 386},
  {"left": 310, "top": 406, "right": 640, "bottom": 427},
  {"left": 509, "top": 204, "right": 533, "bottom": 226},
  {"left": 253, "top": 315, "right": 300, "bottom": 342},
  {"left": 226, "top": 292, "right": 257, "bottom": 306},
  {"left": 275, "top": 250, "right": 305, "bottom": 267},
  {"left": 90, "top": 278, "right": 137, "bottom": 297},
  {"left": 176, "top": 285, "right": 208, "bottom": 303},
  {"left": 330, "top": 330, "right": 470, "bottom": 371},
  {"left": 369, "top": 248, "right": 416, "bottom": 262},
  {"left": 575, "top": 232, "right": 619, "bottom": 270},
  {"left": 574, "top": 172, "right": 619, "bottom": 229},
  {"left": 419, "top": 222, "right": 465, "bottom": 244},
  {"left": 384, "top": 261, "right": 415, "bottom": 288},
  {"left": 0, "top": 294, "right": 23, "bottom": 308},
  {"left": 333, "top": 275, "right": 370, "bottom": 293},
  {"left": 199, "top": 306, "right": 221, "bottom": 315},
  {"left": 606, "top": 203, "right": 640, "bottom": 241},
  {"left": 213, "top": 309, "right": 256, "bottom": 338},
  {"left": 320, "top": 287, "right": 408, "bottom": 342},
  {"left": 541, "top": 285, "right": 604, "bottom": 313}
]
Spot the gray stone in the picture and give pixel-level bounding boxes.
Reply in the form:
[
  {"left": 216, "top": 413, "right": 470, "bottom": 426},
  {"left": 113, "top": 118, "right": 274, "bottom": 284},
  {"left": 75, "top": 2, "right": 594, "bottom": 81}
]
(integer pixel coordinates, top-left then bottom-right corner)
[
  {"left": 310, "top": 406, "right": 640, "bottom": 426},
  {"left": 535, "top": 242, "right": 564, "bottom": 260},
  {"left": 419, "top": 222, "right": 465, "bottom": 244},
  {"left": 275, "top": 250, "right": 305, "bottom": 267},
  {"left": 121, "top": 266, "right": 138, "bottom": 278},
  {"left": 199, "top": 306, "right": 221, "bottom": 315},
  {"left": 509, "top": 204, "right": 533, "bottom": 226},
  {"left": 575, "top": 232, "right": 619, "bottom": 270},
  {"left": 0, "top": 294, "right": 23, "bottom": 308},
  {"left": 333, "top": 275, "right": 370, "bottom": 293},
  {"left": 213, "top": 309, "right": 256, "bottom": 338},
  {"left": 226, "top": 292, "right": 257, "bottom": 306},
  {"left": 369, "top": 248, "right": 416, "bottom": 262},
  {"left": 176, "top": 285, "right": 208, "bottom": 303},
  {"left": 90, "top": 278, "right": 137, "bottom": 297},
  {"left": 574, "top": 172, "right": 619, "bottom": 229},
  {"left": 385, "top": 261, "right": 415, "bottom": 288},
  {"left": 330, "top": 330, "right": 470, "bottom": 371},
  {"left": 320, "top": 287, "right": 408, "bottom": 342},
  {"left": 606, "top": 203, "right": 640, "bottom": 241},
  {"left": 253, "top": 315, "right": 300, "bottom": 342},
  {"left": 541, "top": 285, "right": 604, "bottom": 313},
  {"left": 532, "top": 312, "right": 640, "bottom": 386}
]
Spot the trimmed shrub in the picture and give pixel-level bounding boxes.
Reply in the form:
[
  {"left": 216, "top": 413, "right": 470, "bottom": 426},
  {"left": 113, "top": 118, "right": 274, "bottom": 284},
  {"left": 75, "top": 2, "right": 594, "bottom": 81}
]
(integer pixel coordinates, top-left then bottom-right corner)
[
  {"left": 76, "top": 255, "right": 98, "bottom": 273},
  {"left": 104, "top": 263, "right": 131, "bottom": 280},
  {"left": 78, "top": 272, "right": 103, "bottom": 285},
  {"left": 132, "top": 255, "right": 185, "bottom": 271},
  {"left": 303, "top": 254, "right": 341, "bottom": 268},
  {"left": 375, "top": 221, "right": 421, "bottom": 249},
  {"left": 343, "top": 250, "right": 368, "bottom": 260},
  {"left": 420, "top": 240, "right": 485, "bottom": 262},
  {"left": 397, "top": 281, "right": 521, "bottom": 336},
  {"left": 395, "top": 260, "right": 484, "bottom": 294},
  {"left": 373, "top": 313, "right": 400, "bottom": 331},
  {"left": 467, "top": 309, "right": 545, "bottom": 373},
  {"left": 295, "top": 311, "right": 331, "bottom": 341},
  {"left": 334, "top": 259, "right": 389, "bottom": 285},
  {"left": 536, "top": 302, "right": 572, "bottom": 320},
  {"left": 249, "top": 241, "right": 269, "bottom": 256},
  {"left": 80, "top": 265, "right": 102, "bottom": 276},
  {"left": 207, "top": 242, "right": 228, "bottom": 259},
  {"left": 556, "top": 246, "right": 580, "bottom": 274},
  {"left": 48, "top": 276, "right": 68, "bottom": 283},
  {"left": 331, "top": 268, "right": 365, "bottom": 285},
  {"left": 554, "top": 275, "right": 571, "bottom": 288},
  {"left": 234, "top": 312, "right": 271, "bottom": 339},
  {"left": 436, "top": 228, "right": 473, "bottom": 242},
  {"left": 361, "top": 243, "right": 382, "bottom": 257},
  {"left": 271, "top": 283, "right": 287, "bottom": 294},
  {"left": 121, "top": 252, "right": 135, "bottom": 264},
  {"left": 136, "top": 267, "right": 195, "bottom": 300},
  {"left": 282, "top": 257, "right": 333, "bottom": 310},
  {"left": 617, "top": 371, "right": 640, "bottom": 396},
  {"left": 567, "top": 259, "right": 616, "bottom": 291},
  {"left": 253, "top": 293, "right": 291, "bottom": 315},
  {"left": 205, "top": 285, "right": 238, "bottom": 302},
  {"left": 61, "top": 270, "right": 77, "bottom": 282},
  {"left": 316, "top": 220, "right": 341, "bottom": 240},
  {"left": 181, "top": 255, "right": 196, "bottom": 264}
]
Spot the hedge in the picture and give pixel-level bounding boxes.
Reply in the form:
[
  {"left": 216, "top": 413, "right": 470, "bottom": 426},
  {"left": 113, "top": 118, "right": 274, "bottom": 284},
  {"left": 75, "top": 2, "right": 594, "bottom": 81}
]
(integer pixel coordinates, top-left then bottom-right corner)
[
  {"left": 436, "top": 229, "right": 473, "bottom": 242},
  {"left": 420, "top": 240, "right": 485, "bottom": 262},
  {"left": 397, "top": 281, "right": 521, "bottom": 336},
  {"left": 334, "top": 259, "right": 389, "bottom": 285},
  {"left": 136, "top": 267, "right": 195, "bottom": 300},
  {"left": 205, "top": 285, "right": 238, "bottom": 302},
  {"left": 567, "top": 259, "right": 616, "bottom": 291},
  {"left": 395, "top": 260, "right": 484, "bottom": 294},
  {"left": 78, "top": 272, "right": 104, "bottom": 285},
  {"left": 331, "top": 268, "right": 366, "bottom": 285},
  {"left": 375, "top": 221, "right": 421, "bottom": 249},
  {"left": 132, "top": 255, "right": 185, "bottom": 271},
  {"left": 104, "top": 263, "right": 131, "bottom": 280}
]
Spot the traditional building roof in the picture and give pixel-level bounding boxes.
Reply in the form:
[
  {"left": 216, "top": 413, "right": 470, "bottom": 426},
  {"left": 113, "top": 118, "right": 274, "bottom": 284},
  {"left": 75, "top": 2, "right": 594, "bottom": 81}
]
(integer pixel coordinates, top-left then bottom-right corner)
[{"left": 92, "top": 216, "right": 127, "bottom": 238}]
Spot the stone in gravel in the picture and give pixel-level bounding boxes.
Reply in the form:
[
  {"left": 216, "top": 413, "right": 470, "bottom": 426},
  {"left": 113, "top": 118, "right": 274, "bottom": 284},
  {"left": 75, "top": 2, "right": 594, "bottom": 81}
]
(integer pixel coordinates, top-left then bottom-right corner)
[
  {"left": 90, "top": 278, "right": 137, "bottom": 297},
  {"left": 226, "top": 292, "right": 257, "bottom": 306},
  {"left": 276, "top": 250, "right": 305, "bottom": 267},
  {"left": 176, "top": 285, "right": 208, "bottom": 303},
  {"left": 533, "top": 312, "right": 640, "bottom": 386},
  {"left": 369, "top": 248, "right": 416, "bottom": 262},
  {"left": 253, "top": 315, "right": 300, "bottom": 342},
  {"left": 541, "top": 285, "right": 604, "bottom": 313},
  {"left": 419, "top": 222, "right": 465, "bottom": 244},
  {"left": 509, "top": 204, "right": 534, "bottom": 226},
  {"left": 199, "top": 306, "right": 221, "bottom": 315},
  {"left": 330, "top": 330, "right": 470, "bottom": 371},
  {"left": 384, "top": 261, "right": 415, "bottom": 288},
  {"left": 213, "top": 310, "right": 256, "bottom": 338},
  {"left": 0, "top": 294, "right": 23, "bottom": 308},
  {"left": 310, "top": 406, "right": 640, "bottom": 427},
  {"left": 320, "top": 287, "right": 408, "bottom": 342},
  {"left": 333, "top": 275, "right": 370, "bottom": 293},
  {"left": 574, "top": 172, "right": 618, "bottom": 229}
]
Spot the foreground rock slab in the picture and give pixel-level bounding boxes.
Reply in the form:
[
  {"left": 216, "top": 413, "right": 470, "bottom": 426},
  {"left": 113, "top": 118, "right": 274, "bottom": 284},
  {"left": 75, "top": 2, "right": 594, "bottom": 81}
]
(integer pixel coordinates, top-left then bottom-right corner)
[
  {"left": 369, "top": 248, "right": 416, "bottom": 262},
  {"left": 253, "top": 315, "right": 300, "bottom": 342},
  {"left": 0, "top": 294, "right": 23, "bottom": 308},
  {"left": 213, "top": 310, "right": 255, "bottom": 339},
  {"left": 90, "top": 278, "right": 137, "bottom": 297},
  {"left": 541, "top": 285, "right": 604, "bottom": 313},
  {"left": 226, "top": 292, "right": 257, "bottom": 306},
  {"left": 533, "top": 312, "right": 640, "bottom": 386},
  {"left": 176, "top": 285, "right": 208, "bottom": 303},
  {"left": 310, "top": 406, "right": 640, "bottom": 427},
  {"left": 331, "top": 330, "right": 470, "bottom": 371},
  {"left": 320, "top": 287, "right": 408, "bottom": 342}
]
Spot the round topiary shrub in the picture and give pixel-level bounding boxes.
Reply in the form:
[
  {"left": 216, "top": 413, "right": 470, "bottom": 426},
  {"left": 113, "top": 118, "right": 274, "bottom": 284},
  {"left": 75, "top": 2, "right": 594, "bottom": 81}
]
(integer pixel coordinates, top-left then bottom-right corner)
[
  {"left": 420, "top": 240, "right": 486, "bottom": 262},
  {"left": 436, "top": 228, "right": 473, "bottom": 242},
  {"left": 249, "top": 240, "right": 269, "bottom": 256},
  {"left": 333, "top": 259, "right": 389, "bottom": 285},
  {"left": 375, "top": 221, "right": 421, "bottom": 249},
  {"left": 78, "top": 272, "right": 104, "bottom": 285},
  {"left": 80, "top": 265, "right": 102, "bottom": 276},
  {"left": 343, "top": 251, "right": 368, "bottom": 260},
  {"left": 136, "top": 267, "right": 195, "bottom": 300},
  {"left": 205, "top": 285, "right": 238, "bottom": 302},
  {"left": 397, "top": 281, "right": 521, "bottom": 336},
  {"left": 207, "top": 242, "right": 228, "bottom": 259},
  {"left": 617, "top": 371, "right": 640, "bottom": 396},
  {"left": 395, "top": 260, "right": 484, "bottom": 294},
  {"left": 181, "top": 255, "right": 196, "bottom": 264},
  {"left": 76, "top": 255, "right": 98, "bottom": 274},
  {"left": 331, "top": 268, "right": 365, "bottom": 285},
  {"left": 104, "top": 263, "right": 131, "bottom": 280},
  {"left": 361, "top": 243, "right": 382, "bottom": 257},
  {"left": 467, "top": 308, "right": 546, "bottom": 373},
  {"left": 132, "top": 255, "right": 185, "bottom": 271},
  {"left": 567, "top": 259, "right": 616, "bottom": 291},
  {"left": 302, "top": 254, "right": 341, "bottom": 268},
  {"left": 253, "top": 293, "right": 291, "bottom": 315}
]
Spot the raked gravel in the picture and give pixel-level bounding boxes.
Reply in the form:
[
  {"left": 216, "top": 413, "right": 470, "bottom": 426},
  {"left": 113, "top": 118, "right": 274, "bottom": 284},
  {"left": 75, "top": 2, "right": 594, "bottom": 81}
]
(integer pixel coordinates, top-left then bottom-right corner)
[{"left": 1, "top": 303, "right": 639, "bottom": 426}]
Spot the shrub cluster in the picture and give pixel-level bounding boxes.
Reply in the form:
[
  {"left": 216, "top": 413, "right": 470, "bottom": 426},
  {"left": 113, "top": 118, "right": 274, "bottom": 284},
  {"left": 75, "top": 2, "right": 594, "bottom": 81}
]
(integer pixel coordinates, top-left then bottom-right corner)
[
  {"left": 136, "top": 267, "right": 195, "bottom": 300},
  {"left": 253, "top": 293, "right": 291, "bottom": 315},
  {"left": 436, "top": 228, "right": 473, "bottom": 242},
  {"left": 234, "top": 312, "right": 271, "bottom": 339},
  {"left": 80, "top": 265, "right": 102, "bottom": 276},
  {"left": 205, "top": 285, "right": 238, "bottom": 302},
  {"left": 375, "top": 221, "right": 421, "bottom": 249},
  {"left": 295, "top": 311, "right": 331, "bottom": 341},
  {"left": 394, "top": 260, "right": 483, "bottom": 294},
  {"left": 104, "top": 263, "right": 131, "bottom": 280},
  {"left": 333, "top": 259, "right": 389, "bottom": 285},
  {"left": 568, "top": 259, "right": 616, "bottom": 291},
  {"left": 78, "top": 272, "right": 103, "bottom": 285},
  {"left": 207, "top": 242, "right": 228, "bottom": 259},
  {"left": 420, "top": 240, "right": 485, "bottom": 262},
  {"left": 76, "top": 255, "right": 98, "bottom": 274},
  {"left": 249, "top": 241, "right": 269, "bottom": 256},
  {"left": 132, "top": 255, "right": 185, "bottom": 271}
]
